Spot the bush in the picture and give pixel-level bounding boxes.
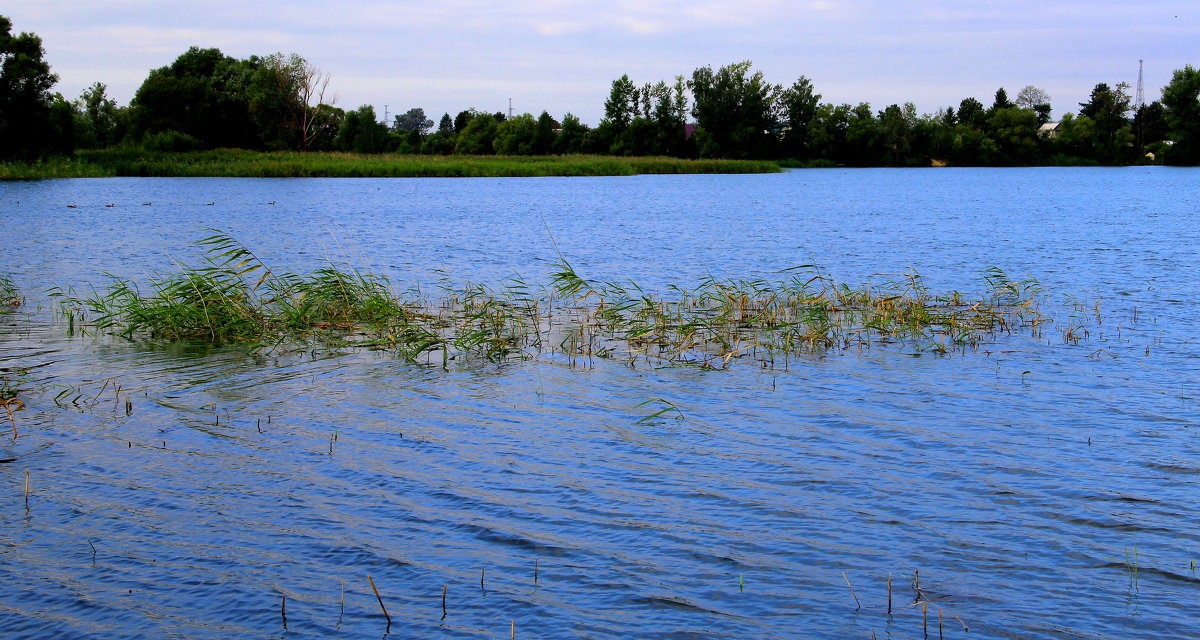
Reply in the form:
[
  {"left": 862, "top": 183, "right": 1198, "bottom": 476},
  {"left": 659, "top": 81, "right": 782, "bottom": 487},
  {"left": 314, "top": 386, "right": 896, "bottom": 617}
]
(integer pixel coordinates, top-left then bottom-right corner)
[{"left": 142, "top": 130, "right": 202, "bottom": 152}]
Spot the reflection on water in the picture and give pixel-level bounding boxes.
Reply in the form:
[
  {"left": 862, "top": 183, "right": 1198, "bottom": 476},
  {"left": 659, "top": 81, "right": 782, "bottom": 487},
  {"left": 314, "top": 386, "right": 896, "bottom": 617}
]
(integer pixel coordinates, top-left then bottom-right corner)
[{"left": 0, "top": 169, "right": 1198, "bottom": 639}]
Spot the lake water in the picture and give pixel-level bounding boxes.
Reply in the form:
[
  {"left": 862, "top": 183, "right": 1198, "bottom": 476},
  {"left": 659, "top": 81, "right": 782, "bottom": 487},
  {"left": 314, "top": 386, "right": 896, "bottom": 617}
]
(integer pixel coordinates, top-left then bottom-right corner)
[{"left": 0, "top": 168, "right": 1197, "bottom": 639}]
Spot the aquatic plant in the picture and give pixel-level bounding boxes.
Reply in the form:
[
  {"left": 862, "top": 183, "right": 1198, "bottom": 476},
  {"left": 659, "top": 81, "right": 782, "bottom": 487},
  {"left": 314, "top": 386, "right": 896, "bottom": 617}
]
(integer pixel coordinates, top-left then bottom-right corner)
[
  {"left": 54, "top": 232, "right": 1084, "bottom": 368},
  {"left": 0, "top": 274, "right": 19, "bottom": 310}
]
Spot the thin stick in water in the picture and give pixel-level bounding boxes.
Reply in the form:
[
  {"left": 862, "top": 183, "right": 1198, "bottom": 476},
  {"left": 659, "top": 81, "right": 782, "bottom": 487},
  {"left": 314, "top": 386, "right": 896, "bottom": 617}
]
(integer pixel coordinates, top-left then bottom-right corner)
[
  {"left": 842, "top": 571, "right": 861, "bottom": 610},
  {"left": 441, "top": 584, "right": 447, "bottom": 620},
  {"left": 887, "top": 573, "right": 892, "bottom": 615},
  {"left": 367, "top": 574, "right": 392, "bottom": 625}
]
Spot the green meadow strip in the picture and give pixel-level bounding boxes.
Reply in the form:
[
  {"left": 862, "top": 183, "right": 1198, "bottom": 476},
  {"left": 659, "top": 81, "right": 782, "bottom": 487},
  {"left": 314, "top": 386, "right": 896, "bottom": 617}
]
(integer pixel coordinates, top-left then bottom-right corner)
[
  {"left": 0, "top": 150, "right": 779, "bottom": 179},
  {"left": 49, "top": 232, "right": 1080, "bottom": 368}
]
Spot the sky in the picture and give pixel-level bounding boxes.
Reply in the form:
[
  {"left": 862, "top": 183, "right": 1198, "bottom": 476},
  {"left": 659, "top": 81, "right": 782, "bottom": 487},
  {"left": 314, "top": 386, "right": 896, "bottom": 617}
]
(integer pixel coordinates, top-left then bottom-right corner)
[{"left": 7, "top": 1, "right": 1197, "bottom": 125}]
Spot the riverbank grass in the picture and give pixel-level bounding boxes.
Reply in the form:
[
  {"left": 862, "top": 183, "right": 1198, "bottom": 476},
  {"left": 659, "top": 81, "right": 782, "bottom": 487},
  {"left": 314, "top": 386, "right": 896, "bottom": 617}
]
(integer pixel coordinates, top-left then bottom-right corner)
[{"left": 1, "top": 150, "right": 780, "bottom": 179}]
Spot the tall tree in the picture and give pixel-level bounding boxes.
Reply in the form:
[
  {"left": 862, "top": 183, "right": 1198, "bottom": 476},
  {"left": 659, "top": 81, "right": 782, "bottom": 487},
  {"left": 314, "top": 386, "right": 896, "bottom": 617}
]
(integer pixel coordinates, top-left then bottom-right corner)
[
  {"left": 437, "top": 112, "right": 454, "bottom": 135},
  {"left": 531, "top": 111, "right": 557, "bottom": 154},
  {"left": 956, "top": 97, "right": 986, "bottom": 128},
  {"left": 493, "top": 113, "right": 536, "bottom": 154},
  {"left": 1078, "top": 82, "right": 1133, "bottom": 163},
  {"left": 778, "top": 76, "right": 821, "bottom": 158},
  {"left": 1014, "top": 85, "right": 1051, "bottom": 110},
  {"left": 1015, "top": 85, "right": 1053, "bottom": 124},
  {"left": 255, "top": 53, "right": 335, "bottom": 151},
  {"left": 688, "top": 61, "right": 780, "bottom": 158},
  {"left": 602, "top": 74, "right": 638, "bottom": 130},
  {"left": 335, "top": 104, "right": 390, "bottom": 153},
  {"left": 73, "top": 81, "right": 123, "bottom": 149},
  {"left": 455, "top": 113, "right": 498, "bottom": 154},
  {"left": 1160, "top": 65, "right": 1200, "bottom": 164},
  {"left": 0, "top": 15, "right": 71, "bottom": 159},
  {"left": 393, "top": 107, "right": 433, "bottom": 133},
  {"left": 990, "top": 87, "right": 1012, "bottom": 112},
  {"left": 555, "top": 113, "right": 588, "bottom": 154}
]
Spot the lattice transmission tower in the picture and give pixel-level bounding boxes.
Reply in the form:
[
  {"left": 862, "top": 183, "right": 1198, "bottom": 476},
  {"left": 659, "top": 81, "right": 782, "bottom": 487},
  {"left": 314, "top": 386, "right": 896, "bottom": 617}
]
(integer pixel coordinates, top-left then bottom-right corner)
[{"left": 1135, "top": 60, "right": 1145, "bottom": 112}]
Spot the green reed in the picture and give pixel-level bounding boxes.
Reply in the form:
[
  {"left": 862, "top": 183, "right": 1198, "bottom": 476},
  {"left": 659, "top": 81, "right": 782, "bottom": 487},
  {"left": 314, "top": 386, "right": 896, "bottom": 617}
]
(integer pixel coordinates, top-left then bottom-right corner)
[
  {"left": 1, "top": 274, "right": 19, "bottom": 311},
  {"left": 53, "top": 233, "right": 1082, "bottom": 367}
]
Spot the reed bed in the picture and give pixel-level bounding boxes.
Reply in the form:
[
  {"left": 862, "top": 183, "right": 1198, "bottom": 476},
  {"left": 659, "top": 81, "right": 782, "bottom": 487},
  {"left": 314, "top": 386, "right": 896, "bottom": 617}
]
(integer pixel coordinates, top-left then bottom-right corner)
[
  {"left": 50, "top": 233, "right": 1070, "bottom": 368},
  {"left": 0, "top": 157, "right": 111, "bottom": 180},
  {"left": 18, "top": 150, "right": 778, "bottom": 178}
]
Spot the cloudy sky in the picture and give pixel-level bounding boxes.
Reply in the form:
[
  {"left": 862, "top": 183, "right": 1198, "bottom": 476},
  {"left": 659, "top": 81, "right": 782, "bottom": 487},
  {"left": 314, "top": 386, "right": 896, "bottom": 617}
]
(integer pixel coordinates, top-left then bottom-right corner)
[{"left": 7, "top": 1, "right": 1196, "bottom": 124}]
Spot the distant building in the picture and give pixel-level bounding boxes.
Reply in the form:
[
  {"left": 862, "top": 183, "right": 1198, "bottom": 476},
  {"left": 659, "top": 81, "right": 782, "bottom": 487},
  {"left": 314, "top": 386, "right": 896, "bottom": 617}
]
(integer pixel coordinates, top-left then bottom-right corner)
[{"left": 1038, "top": 122, "right": 1061, "bottom": 139}]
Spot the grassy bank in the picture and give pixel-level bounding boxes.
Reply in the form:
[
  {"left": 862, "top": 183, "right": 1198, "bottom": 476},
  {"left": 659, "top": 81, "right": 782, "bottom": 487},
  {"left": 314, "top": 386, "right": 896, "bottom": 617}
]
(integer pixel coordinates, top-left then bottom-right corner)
[{"left": 1, "top": 150, "right": 780, "bottom": 179}]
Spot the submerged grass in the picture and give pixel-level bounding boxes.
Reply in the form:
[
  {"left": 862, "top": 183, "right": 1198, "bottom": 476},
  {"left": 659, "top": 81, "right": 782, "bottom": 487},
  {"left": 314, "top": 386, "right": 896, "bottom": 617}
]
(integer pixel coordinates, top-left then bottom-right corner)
[
  {"left": 0, "top": 149, "right": 779, "bottom": 179},
  {"left": 51, "top": 232, "right": 1081, "bottom": 368}
]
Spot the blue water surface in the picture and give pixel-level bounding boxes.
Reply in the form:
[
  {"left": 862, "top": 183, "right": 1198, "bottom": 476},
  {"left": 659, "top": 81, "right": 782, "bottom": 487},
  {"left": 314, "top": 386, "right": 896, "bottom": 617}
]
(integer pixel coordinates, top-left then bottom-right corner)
[{"left": 0, "top": 168, "right": 1197, "bottom": 639}]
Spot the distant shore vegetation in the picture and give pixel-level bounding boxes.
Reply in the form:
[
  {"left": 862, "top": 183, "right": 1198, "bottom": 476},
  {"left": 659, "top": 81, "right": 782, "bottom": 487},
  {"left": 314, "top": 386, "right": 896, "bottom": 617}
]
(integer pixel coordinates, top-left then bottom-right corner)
[
  {"left": 0, "top": 150, "right": 779, "bottom": 179},
  {"left": 3, "top": 13, "right": 1199, "bottom": 175}
]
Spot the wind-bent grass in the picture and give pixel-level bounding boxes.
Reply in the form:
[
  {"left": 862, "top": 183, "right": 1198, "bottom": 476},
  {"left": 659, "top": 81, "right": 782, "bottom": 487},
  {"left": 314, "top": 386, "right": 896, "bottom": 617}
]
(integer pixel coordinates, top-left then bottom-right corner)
[
  {"left": 0, "top": 149, "right": 780, "bottom": 179},
  {"left": 53, "top": 233, "right": 1079, "bottom": 368},
  {"left": 1, "top": 275, "right": 19, "bottom": 311}
]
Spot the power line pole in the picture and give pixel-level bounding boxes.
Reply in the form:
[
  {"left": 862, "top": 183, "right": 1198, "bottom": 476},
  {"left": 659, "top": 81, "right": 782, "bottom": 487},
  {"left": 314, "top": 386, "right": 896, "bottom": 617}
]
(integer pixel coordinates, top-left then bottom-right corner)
[
  {"left": 508, "top": 98, "right": 514, "bottom": 120},
  {"left": 1135, "top": 60, "right": 1145, "bottom": 112}
]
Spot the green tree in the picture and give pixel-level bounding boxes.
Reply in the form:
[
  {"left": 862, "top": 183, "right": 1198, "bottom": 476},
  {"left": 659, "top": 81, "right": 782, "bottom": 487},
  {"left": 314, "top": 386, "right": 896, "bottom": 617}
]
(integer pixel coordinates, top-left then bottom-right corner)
[
  {"left": 437, "top": 112, "right": 454, "bottom": 135},
  {"left": 252, "top": 53, "right": 335, "bottom": 151},
  {"left": 1160, "top": 65, "right": 1200, "bottom": 164},
  {"left": 688, "top": 61, "right": 780, "bottom": 158},
  {"left": 531, "top": 111, "right": 557, "bottom": 154},
  {"left": 1132, "top": 101, "right": 1168, "bottom": 149},
  {"left": 0, "top": 15, "right": 71, "bottom": 159},
  {"left": 393, "top": 107, "right": 433, "bottom": 133},
  {"left": 603, "top": 74, "right": 638, "bottom": 131},
  {"left": 956, "top": 97, "right": 986, "bottom": 128},
  {"left": 1078, "top": 82, "right": 1133, "bottom": 163},
  {"left": 73, "top": 82, "right": 124, "bottom": 149},
  {"left": 555, "top": 113, "right": 588, "bottom": 154},
  {"left": 493, "top": 112, "right": 536, "bottom": 154},
  {"left": 453, "top": 109, "right": 477, "bottom": 134},
  {"left": 988, "top": 106, "right": 1042, "bottom": 165},
  {"left": 130, "top": 47, "right": 260, "bottom": 148},
  {"left": 844, "top": 102, "right": 879, "bottom": 165},
  {"left": 990, "top": 87, "right": 1012, "bottom": 112},
  {"left": 335, "top": 104, "right": 390, "bottom": 153},
  {"left": 806, "top": 103, "right": 851, "bottom": 163},
  {"left": 876, "top": 103, "right": 916, "bottom": 166},
  {"left": 778, "top": 76, "right": 821, "bottom": 159},
  {"left": 455, "top": 113, "right": 498, "bottom": 154}
]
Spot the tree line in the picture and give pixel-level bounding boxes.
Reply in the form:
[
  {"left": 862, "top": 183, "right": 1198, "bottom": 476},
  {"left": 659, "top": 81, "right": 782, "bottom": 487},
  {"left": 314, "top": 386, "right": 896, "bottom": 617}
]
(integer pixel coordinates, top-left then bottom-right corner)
[{"left": 3, "top": 14, "right": 1199, "bottom": 165}]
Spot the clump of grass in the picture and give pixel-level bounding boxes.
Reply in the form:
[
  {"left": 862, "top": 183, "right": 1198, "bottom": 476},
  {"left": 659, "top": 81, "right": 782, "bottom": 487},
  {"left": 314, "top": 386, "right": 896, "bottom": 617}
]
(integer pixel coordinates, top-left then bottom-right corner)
[
  {"left": 547, "top": 261, "right": 1053, "bottom": 367},
  {"left": 54, "top": 232, "right": 1082, "bottom": 368},
  {"left": 1, "top": 275, "right": 20, "bottom": 311}
]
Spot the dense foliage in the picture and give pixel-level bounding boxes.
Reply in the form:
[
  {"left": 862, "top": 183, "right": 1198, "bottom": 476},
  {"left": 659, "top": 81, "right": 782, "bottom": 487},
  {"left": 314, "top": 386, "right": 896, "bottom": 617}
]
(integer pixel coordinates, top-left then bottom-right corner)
[
  {"left": 3, "top": 13, "right": 1199, "bottom": 166},
  {"left": 0, "top": 16, "right": 73, "bottom": 160}
]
